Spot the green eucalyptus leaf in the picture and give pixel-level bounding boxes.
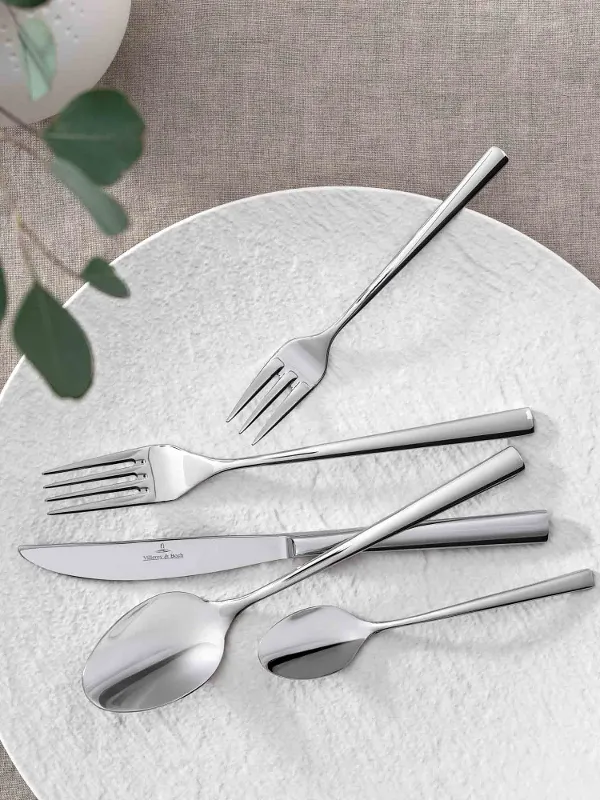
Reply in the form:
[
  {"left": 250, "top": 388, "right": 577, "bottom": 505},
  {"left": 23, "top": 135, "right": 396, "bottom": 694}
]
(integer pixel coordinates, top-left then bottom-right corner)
[
  {"left": 82, "top": 257, "right": 129, "bottom": 298},
  {"left": 0, "top": 263, "right": 6, "bottom": 324},
  {"left": 17, "top": 17, "right": 56, "bottom": 100},
  {"left": 51, "top": 157, "right": 128, "bottom": 235},
  {"left": 43, "top": 89, "right": 145, "bottom": 186},
  {"left": 14, "top": 283, "right": 93, "bottom": 398},
  {"left": 3, "top": 0, "right": 50, "bottom": 7}
]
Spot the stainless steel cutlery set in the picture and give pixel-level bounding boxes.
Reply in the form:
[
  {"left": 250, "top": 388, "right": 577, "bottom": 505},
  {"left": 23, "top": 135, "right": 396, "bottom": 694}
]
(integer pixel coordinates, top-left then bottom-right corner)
[{"left": 20, "top": 147, "right": 595, "bottom": 712}]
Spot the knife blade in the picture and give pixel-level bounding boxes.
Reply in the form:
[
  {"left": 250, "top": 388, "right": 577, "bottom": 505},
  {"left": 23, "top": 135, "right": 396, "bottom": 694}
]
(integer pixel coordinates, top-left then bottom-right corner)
[{"left": 19, "top": 511, "right": 548, "bottom": 581}]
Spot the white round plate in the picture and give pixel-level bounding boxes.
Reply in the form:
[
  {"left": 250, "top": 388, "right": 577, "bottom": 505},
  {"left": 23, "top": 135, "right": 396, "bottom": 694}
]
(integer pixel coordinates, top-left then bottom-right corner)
[{"left": 1, "top": 188, "right": 599, "bottom": 800}]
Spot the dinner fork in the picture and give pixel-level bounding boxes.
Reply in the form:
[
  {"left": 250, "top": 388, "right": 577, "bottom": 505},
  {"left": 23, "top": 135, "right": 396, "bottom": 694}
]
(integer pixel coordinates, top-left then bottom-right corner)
[
  {"left": 227, "top": 147, "right": 508, "bottom": 442},
  {"left": 42, "top": 407, "right": 533, "bottom": 513}
]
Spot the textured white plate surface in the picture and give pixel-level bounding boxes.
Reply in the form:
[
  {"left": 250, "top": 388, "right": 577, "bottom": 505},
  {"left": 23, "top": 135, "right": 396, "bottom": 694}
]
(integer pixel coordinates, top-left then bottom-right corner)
[{"left": 1, "top": 187, "right": 599, "bottom": 800}]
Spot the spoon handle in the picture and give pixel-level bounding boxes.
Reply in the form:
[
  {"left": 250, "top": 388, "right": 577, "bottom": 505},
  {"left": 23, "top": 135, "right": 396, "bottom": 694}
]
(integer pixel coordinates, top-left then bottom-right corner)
[
  {"left": 234, "top": 446, "right": 524, "bottom": 610},
  {"left": 378, "top": 569, "right": 595, "bottom": 632},
  {"left": 291, "top": 510, "right": 549, "bottom": 555}
]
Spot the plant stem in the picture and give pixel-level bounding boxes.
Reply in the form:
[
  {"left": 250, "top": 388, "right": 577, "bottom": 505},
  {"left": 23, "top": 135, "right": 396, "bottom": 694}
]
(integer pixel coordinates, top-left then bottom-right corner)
[
  {"left": 15, "top": 215, "right": 39, "bottom": 283},
  {"left": 0, "top": 103, "right": 39, "bottom": 138},
  {"left": 18, "top": 217, "right": 82, "bottom": 280},
  {"left": 0, "top": 130, "right": 45, "bottom": 163}
]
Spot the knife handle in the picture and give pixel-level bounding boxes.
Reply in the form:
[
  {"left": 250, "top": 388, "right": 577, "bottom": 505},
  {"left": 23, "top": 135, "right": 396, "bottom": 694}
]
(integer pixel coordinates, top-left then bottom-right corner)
[{"left": 291, "top": 511, "right": 548, "bottom": 556}]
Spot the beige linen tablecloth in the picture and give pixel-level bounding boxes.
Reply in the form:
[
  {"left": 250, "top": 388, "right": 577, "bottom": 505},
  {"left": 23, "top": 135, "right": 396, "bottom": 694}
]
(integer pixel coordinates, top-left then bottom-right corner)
[{"left": 2, "top": 2, "right": 600, "bottom": 797}]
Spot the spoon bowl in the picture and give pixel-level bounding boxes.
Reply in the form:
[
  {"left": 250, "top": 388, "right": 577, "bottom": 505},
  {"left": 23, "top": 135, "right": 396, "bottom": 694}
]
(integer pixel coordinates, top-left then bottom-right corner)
[
  {"left": 258, "top": 606, "right": 373, "bottom": 679},
  {"left": 83, "top": 593, "right": 235, "bottom": 712}
]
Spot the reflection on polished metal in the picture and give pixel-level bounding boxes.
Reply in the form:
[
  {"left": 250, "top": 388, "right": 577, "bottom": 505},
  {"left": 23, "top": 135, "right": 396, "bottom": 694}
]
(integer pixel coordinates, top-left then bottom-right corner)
[
  {"left": 43, "top": 406, "right": 532, "bottom": 513},
  {"left": 82, "top": 446, "right": 524, "bottom": 712},
  {"left": 20, "top": 510, "right": 549, "bottom": 580},
  {"left": 227, "top": 147, "right": 509, "bottom": 442},
  {"left": 259, "top": 570, "right": 595, "bottom": 680}
]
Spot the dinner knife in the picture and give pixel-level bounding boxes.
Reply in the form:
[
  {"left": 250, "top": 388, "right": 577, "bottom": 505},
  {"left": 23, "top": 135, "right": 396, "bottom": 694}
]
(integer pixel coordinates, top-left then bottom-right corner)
[{"left": 19, "top": 511, "right": 548, "bottom": 580}]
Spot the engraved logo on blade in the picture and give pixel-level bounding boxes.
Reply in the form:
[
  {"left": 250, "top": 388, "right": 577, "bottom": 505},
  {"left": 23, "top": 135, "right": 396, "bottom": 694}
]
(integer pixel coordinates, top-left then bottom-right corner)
[{"left": 143, "top": 542, "right": 184, "bottom": 562}]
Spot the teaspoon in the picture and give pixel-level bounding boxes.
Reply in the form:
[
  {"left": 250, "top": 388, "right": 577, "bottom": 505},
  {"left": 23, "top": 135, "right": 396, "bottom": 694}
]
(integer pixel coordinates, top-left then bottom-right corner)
[
  {"left": 83, "top": 446, "right": 523, "bottom": 712},
  {"left": 258, "top": 569, "right": 595, "bottom": 679}
]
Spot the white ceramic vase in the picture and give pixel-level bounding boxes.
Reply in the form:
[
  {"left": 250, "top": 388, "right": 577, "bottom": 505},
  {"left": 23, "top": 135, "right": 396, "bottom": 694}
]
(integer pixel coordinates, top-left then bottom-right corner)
[{"left": 0, "top": 0, "right": 132, "bottom": 125}]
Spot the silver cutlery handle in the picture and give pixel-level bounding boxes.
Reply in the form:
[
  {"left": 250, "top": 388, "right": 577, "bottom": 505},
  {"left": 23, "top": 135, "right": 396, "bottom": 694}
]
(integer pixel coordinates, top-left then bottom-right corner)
[
  {"left": 291, "top": 510, "right": 549, "bottom": 556},
  {"left": 234, "top": 407, "right": 533, "bottom": 469},
  {"left": 329, "top": 147, "right": 508, "bottom": 335},
  {"left": 380, "top": 569, "right": 595, "bottom": 632},
  {"left": 235, "top": 446, "right": 524, "bottom": 610}
]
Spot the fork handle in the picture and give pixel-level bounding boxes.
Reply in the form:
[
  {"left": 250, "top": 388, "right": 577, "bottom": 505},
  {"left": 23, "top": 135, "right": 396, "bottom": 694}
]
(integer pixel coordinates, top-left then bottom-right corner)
[
  {"left": 230, "top": 408, "right": 533, "bottom": 469},
  {"left": 327, "top": 147, "right": 508, "bottom": 336}
]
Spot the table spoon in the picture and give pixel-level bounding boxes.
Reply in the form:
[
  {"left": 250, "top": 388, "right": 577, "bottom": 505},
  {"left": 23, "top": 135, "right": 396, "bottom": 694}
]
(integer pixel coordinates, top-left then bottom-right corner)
[
  {"left": 83, "top": 446, "right": 523, "bottom": 712},
  {"left": 258, "top": 569, "right": 595, "bottom": 680}
]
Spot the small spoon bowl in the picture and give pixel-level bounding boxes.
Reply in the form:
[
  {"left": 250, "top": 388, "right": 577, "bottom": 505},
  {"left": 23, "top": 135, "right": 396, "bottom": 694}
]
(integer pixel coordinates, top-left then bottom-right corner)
[{"left": 258, "top": 606, "right": 373, "bottom": 679}]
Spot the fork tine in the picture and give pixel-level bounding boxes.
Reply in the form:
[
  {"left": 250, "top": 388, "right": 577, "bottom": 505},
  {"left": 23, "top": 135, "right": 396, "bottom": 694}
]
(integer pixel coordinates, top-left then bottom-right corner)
[
  {"left": 226, "top": 358, "right": 284, "bottom": 423},
  {"left": 251, "top": 382, "right": 312, "bottom": 444},
  {"left": 47, "top": 489, "right": 155, "bottom": 515},
  {"left": 43, "top": 447, "right": 146, "bottom": 476},
  {"left": 238, "top": 371, "right": 297, "bottom": 434},
  {"left": 46, "top": 477, "right": 150, "bottom": 503},
  {"left": 43, "top": 463, "right": 141, "bottom": 489}
]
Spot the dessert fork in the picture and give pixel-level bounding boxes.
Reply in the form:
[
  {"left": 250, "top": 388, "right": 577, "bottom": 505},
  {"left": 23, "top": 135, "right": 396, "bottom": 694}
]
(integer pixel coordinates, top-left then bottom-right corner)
[
  {"left": 227, "top": 147, "right": 508, "bottom": 442},
  {"left": 43, "top": 407, "right": 533, "bottom": 513}
]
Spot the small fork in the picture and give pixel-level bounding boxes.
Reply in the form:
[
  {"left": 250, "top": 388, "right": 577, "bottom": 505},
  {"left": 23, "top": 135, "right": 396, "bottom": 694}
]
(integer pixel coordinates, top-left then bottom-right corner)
[
  {"left": 42, "top": 407, "right": 533, "bottom": 513},
  {"left": 227, "top": 147, "right": 508, "bottom": 443}
]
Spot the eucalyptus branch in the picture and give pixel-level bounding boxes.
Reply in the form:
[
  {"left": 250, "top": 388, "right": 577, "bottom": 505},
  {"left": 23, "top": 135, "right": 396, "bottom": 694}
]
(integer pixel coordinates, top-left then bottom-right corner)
[{"left": 0, "top": 75, "right": 143, "bottom": 396}]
